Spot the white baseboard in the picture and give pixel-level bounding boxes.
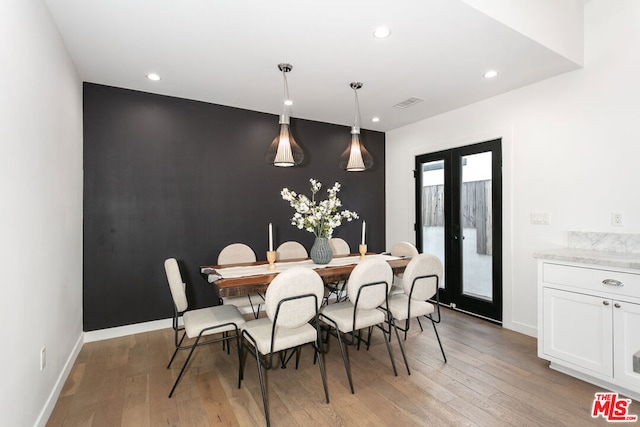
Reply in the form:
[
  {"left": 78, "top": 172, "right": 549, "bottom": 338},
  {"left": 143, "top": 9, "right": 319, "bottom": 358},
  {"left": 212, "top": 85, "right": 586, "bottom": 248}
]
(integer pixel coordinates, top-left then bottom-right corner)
[
  {"left": 34, "top": 333, "right": 83, "bottom": 427},
  {"left": 84, "top": 318, "right": 174, "bottom": 343},
  {"left": 36, "top": 317, "right": 191, "bottom": 426},
  {"left": 506, "top": 320, "right": 537, "bottom": 338},
  {"left": 550, "top": 362, "right": 640, "bottom": 402}
]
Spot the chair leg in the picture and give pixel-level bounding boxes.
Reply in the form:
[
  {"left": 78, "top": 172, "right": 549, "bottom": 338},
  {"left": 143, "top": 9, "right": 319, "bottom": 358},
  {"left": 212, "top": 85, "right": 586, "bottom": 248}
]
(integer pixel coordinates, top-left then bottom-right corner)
[
  {"left": 236, "top": 333, "right": 243, "bottom": 389},
  {"left": 315, "top": 327, "right": 329, "bottom": 365},
  {"left": 417, "top": 316, "right": 424, "bottom": 331},
  {"left": 392, "top": 319, "right": 411, "bottom": 375},
  {"left": 225, "top": 331, "right": 230, "bottom": 354},
  {"left": 366, "top": 327, "right": 373, "bottom": 350},
  {"left": 167, "top": 332, "right": 187, "bottom": 369},
  {"left": 382, "top": 324, "right": 398, "bottom": 377},
  {"left": 429, "top": 316, "right": 447, "bottom": 363},
  {"left": 254, "top": 347, "right": 270, "bottom": 427},
  {"left": 325, "top": 320, "right": 354, "bottom": 394},
  {"left": 295, "top": 346, "right": 301, "bottom": 370},
  {"left": 169, "top": 336, "right": 200, "bottom": 398},
  {"left": 315, "top": 343, "right": 330, "bottom": 404}
]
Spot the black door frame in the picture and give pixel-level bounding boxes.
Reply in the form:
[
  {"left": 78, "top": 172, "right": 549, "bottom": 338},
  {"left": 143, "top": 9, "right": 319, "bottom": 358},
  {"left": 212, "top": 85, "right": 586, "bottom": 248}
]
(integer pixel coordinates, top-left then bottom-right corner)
[{"left": 415, "top": 139, "right": 502, "bottom": 322}]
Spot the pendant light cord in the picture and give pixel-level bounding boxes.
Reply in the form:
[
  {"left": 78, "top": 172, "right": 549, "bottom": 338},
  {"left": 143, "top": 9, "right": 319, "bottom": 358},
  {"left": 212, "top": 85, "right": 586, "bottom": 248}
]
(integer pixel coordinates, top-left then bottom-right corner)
[
  {"left": 353, "top": 86, "right": 361, "bottom": 129},
  {"left": 282, "top": 69, "right": 290, "bottom": 116}
]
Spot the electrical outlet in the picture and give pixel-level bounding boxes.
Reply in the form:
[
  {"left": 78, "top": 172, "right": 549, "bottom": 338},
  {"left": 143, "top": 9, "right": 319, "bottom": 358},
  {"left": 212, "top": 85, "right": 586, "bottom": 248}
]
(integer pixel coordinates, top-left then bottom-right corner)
[
  {"left": 40, "top": 346, "right": 46, "bottom": 371},
  {"left": 612, "top": 212, "right": 623, "bottom": 226},
  {"left": 530, "top": 212, "right": 550, "bottom": 225}
]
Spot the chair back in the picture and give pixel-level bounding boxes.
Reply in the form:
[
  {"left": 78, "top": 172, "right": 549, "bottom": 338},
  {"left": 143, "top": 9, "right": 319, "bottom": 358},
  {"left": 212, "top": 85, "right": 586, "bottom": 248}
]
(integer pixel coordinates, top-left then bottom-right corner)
[
  {"left": 164, "top": 258, "right": 188, "bottom": 312},
  {"left": 402, "top": 254, "right": 443, "bottom": 301},
  {"left": 329, "top": 238, "right": 351, "bottom": 255},
  {"left": 347, "top": 259, "right": 393, "bottom": 309},
  {"left": 276, "top": 241, "right": 308, "bottom": 260},
  {"left": 265, "top": 267, "right": 323, "bottom": 328},
  {"left": 390, "top": 241, "right": 419, "bottom": 258},
  {"left": 218, "top": 243, "right": 257, "bottom": 265}
]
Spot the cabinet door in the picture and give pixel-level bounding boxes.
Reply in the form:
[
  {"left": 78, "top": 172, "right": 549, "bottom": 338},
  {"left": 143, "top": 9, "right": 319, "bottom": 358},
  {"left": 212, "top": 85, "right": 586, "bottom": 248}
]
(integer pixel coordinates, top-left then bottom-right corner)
[
  {"left": 543, "top": 288, "right": 613, "bottom": 376},
  {"left": 613, "top": 300, "right": 640, "bottom": 391}
]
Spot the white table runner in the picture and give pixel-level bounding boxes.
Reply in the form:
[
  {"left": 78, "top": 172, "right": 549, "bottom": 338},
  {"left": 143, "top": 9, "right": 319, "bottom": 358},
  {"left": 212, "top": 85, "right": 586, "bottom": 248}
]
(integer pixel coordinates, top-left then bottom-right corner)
[{"left": 202, "top": 254, "right": 400, "bottom": 283}]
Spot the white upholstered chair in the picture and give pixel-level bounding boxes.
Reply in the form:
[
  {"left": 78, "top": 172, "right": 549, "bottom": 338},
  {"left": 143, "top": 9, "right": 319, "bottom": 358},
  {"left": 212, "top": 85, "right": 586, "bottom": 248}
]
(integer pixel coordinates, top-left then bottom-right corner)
[
  {"left": 320, "top": 259, "right": 410, "bottom": 393},
  {"left": 218, "top": 243, "right": 264, "bottom": 318},
  {"left": 388, "top": 253, "right": 447, "bottom": 362},
  {"left": 218, "top": 242, "right": 256, "bottom": 265},
  {"left": 275, "top": 241, "right": 308, "bottom": 260},
  {"left": 323, "top": 238, "right": 351, "bottom": 304},
  {"left": 389, "top": 241, "right": 420, "bottom": 295},
  {"left": 240, "top": 267, "right": 329, "bottom": 427},
  {"left": 164, "top": 258, "right": 246, "bottom": 397},
  {"left": 329, "top": 237, "right": 350, "bottom": 256}
]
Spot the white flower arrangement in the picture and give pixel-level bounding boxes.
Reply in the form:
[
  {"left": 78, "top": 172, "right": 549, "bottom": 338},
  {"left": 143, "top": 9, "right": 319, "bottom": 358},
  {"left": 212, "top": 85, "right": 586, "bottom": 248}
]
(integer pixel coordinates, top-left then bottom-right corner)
[{"left": 281, "top": 178, "right": 359, "bottom": 238}]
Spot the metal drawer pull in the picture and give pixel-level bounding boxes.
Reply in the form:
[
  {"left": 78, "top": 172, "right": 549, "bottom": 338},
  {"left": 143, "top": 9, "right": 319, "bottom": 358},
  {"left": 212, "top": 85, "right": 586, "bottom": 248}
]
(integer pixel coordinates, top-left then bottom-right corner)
[
  {"left": 603, "top": 300, "right": 610, "bottom": 306},
  {"left": 614, "top": 303, "right": 621, "bottom": 308},
  {"left": 602, "top": 279, "right": 623, "bottom": 287}
]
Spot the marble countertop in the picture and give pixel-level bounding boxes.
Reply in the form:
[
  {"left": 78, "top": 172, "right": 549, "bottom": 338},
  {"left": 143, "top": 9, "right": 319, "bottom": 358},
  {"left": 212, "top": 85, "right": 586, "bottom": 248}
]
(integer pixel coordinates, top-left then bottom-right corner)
[{"left": 534, "top": 248, "right": 640, "bottom": 270}]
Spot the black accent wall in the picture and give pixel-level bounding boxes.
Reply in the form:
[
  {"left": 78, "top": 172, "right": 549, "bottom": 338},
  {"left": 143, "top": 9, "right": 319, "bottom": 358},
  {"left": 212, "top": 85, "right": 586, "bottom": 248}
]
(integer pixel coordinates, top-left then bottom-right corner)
[{"left": 83, "top": 83, "right": 386, "bottom": 331}]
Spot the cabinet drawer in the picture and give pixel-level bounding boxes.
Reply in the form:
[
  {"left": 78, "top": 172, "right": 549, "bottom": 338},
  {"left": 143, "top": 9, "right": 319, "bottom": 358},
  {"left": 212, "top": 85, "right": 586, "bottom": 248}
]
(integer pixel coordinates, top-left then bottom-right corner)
[{"left": 542, "top": 263, "right": 640, "bottom": 299}]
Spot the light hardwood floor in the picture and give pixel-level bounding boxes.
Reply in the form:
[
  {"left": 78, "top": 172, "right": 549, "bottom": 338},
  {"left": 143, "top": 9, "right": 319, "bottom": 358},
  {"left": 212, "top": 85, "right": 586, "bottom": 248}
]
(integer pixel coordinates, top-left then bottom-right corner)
[{"left": 47, "top": 308, "right": 633, "bottom": 426}]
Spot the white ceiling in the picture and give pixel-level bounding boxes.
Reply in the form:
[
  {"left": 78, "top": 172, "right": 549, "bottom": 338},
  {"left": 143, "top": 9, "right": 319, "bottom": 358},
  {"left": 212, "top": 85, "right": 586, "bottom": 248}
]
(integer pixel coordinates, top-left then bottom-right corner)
[{"left": 44, "top": 0, "right": 583, "bottom": 132}]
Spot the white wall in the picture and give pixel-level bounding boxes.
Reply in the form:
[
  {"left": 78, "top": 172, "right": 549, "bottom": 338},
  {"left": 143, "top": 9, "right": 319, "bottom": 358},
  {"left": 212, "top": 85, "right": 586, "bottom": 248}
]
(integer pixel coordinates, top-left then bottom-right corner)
[
  {"left": 0, "top": 1, "right": 83, "bottom": 425},
  {"left": 386, "top": 0, "right": 640, "bottom": 336}
]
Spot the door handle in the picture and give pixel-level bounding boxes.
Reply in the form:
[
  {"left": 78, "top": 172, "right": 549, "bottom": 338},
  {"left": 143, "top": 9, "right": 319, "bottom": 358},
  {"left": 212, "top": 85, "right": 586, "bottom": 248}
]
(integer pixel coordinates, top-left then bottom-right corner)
[
  {"left": 603, "top": 300, "right": 610, "bottom": 306},
  {"left": 614, "top": 303, "right": 621, "bottom": 308}
]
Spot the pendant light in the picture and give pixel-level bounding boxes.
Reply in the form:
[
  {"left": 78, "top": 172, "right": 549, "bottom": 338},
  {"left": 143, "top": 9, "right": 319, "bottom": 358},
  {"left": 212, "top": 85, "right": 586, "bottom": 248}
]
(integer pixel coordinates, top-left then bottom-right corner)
[
  {"left": 339, "top": 82, "right": 373, "bottom": 171},
  {"left": 265, "top": 63, "right": 304, "bottom": 167}
]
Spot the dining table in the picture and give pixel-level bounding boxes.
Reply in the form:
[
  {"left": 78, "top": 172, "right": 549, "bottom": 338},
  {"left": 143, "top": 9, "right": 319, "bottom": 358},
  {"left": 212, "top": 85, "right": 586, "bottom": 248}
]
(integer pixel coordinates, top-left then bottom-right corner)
[{"left": 200, "top": 253, "right": 411, "bottom": 298}]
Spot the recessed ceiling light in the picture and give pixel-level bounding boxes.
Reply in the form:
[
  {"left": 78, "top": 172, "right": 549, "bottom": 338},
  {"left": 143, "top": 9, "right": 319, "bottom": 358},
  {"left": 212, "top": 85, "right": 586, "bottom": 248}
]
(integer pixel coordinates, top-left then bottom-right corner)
[
  {"left": 371, "top": 117, "right": 380, "bottom": 123},
  {"left": 284, "top": 99, "right": 293, "bottom": 106},
  {"left": 373, "top": 27, "right": 391, "bottom": 39},
  {"left": 146, "top": 73, "right": 161, "bottom": 81},
  {"left": 484, "top": 70, "right": 498, "bottom": 79}
]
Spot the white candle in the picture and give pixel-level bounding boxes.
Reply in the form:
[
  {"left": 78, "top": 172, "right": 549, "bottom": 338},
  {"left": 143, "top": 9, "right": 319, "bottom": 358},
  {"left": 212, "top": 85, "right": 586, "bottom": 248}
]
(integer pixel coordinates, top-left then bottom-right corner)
[
  {"left": 361, "top": 221, "right": 366, "bottom": 245},
  {"left": 269, "top": 223, "right": 273, "bottom": 251}
]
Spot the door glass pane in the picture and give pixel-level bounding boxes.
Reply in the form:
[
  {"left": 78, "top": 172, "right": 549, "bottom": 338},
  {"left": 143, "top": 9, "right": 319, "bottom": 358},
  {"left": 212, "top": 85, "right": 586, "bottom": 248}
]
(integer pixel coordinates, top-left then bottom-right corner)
[
  {"left": 461, "top": 152, "right": 492, "bottom": 300},
  {"left": 420, "top": 160, "right": 445, "bottom": 288}
]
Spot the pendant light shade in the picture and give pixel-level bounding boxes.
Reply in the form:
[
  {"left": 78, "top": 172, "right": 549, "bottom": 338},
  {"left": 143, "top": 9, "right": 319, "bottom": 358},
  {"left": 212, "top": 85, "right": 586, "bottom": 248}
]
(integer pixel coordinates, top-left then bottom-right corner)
[
  {"left": 339, "top": 126, "right": 373, "bottom": 171},
  {"left": 339, "top": 82, "right": 373, "bottom": 171},
  {"left": 265, "top": 63, "right": 304, "bottom": 167}
]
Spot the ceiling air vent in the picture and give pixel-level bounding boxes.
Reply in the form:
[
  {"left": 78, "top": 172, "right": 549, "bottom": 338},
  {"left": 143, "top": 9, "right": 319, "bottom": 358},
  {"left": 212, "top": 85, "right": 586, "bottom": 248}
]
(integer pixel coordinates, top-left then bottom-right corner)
[{"left": 393, "top": 97, "right": 424, "bottom": 109}]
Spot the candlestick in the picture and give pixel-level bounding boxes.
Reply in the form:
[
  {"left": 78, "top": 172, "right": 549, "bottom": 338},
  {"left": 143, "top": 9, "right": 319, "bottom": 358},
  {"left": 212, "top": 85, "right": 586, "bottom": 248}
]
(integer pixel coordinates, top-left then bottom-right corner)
[
  {"left": 359, "top": 244, "right": 367, "bottom": 260},
  {"left": 269, "top": 223, "right": 273, "bottom": 252},
  {"left": 361, "top": 221, "right": 366, "bottom": 245},
  {"left": 267, "top": 250, "right": 276, "bottom": 270}
]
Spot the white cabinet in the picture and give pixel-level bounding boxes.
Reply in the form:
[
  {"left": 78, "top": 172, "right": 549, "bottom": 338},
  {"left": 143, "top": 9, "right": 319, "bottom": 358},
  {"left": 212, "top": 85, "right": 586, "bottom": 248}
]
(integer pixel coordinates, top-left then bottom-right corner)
[
  {"left": 538, "top": 260, "right": 640, "bottom": 401},
  {"left": 542, "top": 288, "right": 613, "bottom": 376},
  {"left": 614, "top": 300, "right": 640, "bottom": 390}
]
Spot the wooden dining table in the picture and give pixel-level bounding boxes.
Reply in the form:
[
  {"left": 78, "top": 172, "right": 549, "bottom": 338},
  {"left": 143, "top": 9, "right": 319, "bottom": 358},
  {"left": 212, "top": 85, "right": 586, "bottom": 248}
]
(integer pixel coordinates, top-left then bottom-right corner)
[{"left": 200, "top": 254, "right": 411, "bottom": 298}]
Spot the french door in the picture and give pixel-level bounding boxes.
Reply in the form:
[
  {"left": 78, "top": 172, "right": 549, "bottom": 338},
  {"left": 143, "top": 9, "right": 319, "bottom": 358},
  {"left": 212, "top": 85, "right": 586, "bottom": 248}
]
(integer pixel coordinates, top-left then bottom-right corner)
[{"left": 415, "top": 139, "right": 502, "bottom": 322}]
